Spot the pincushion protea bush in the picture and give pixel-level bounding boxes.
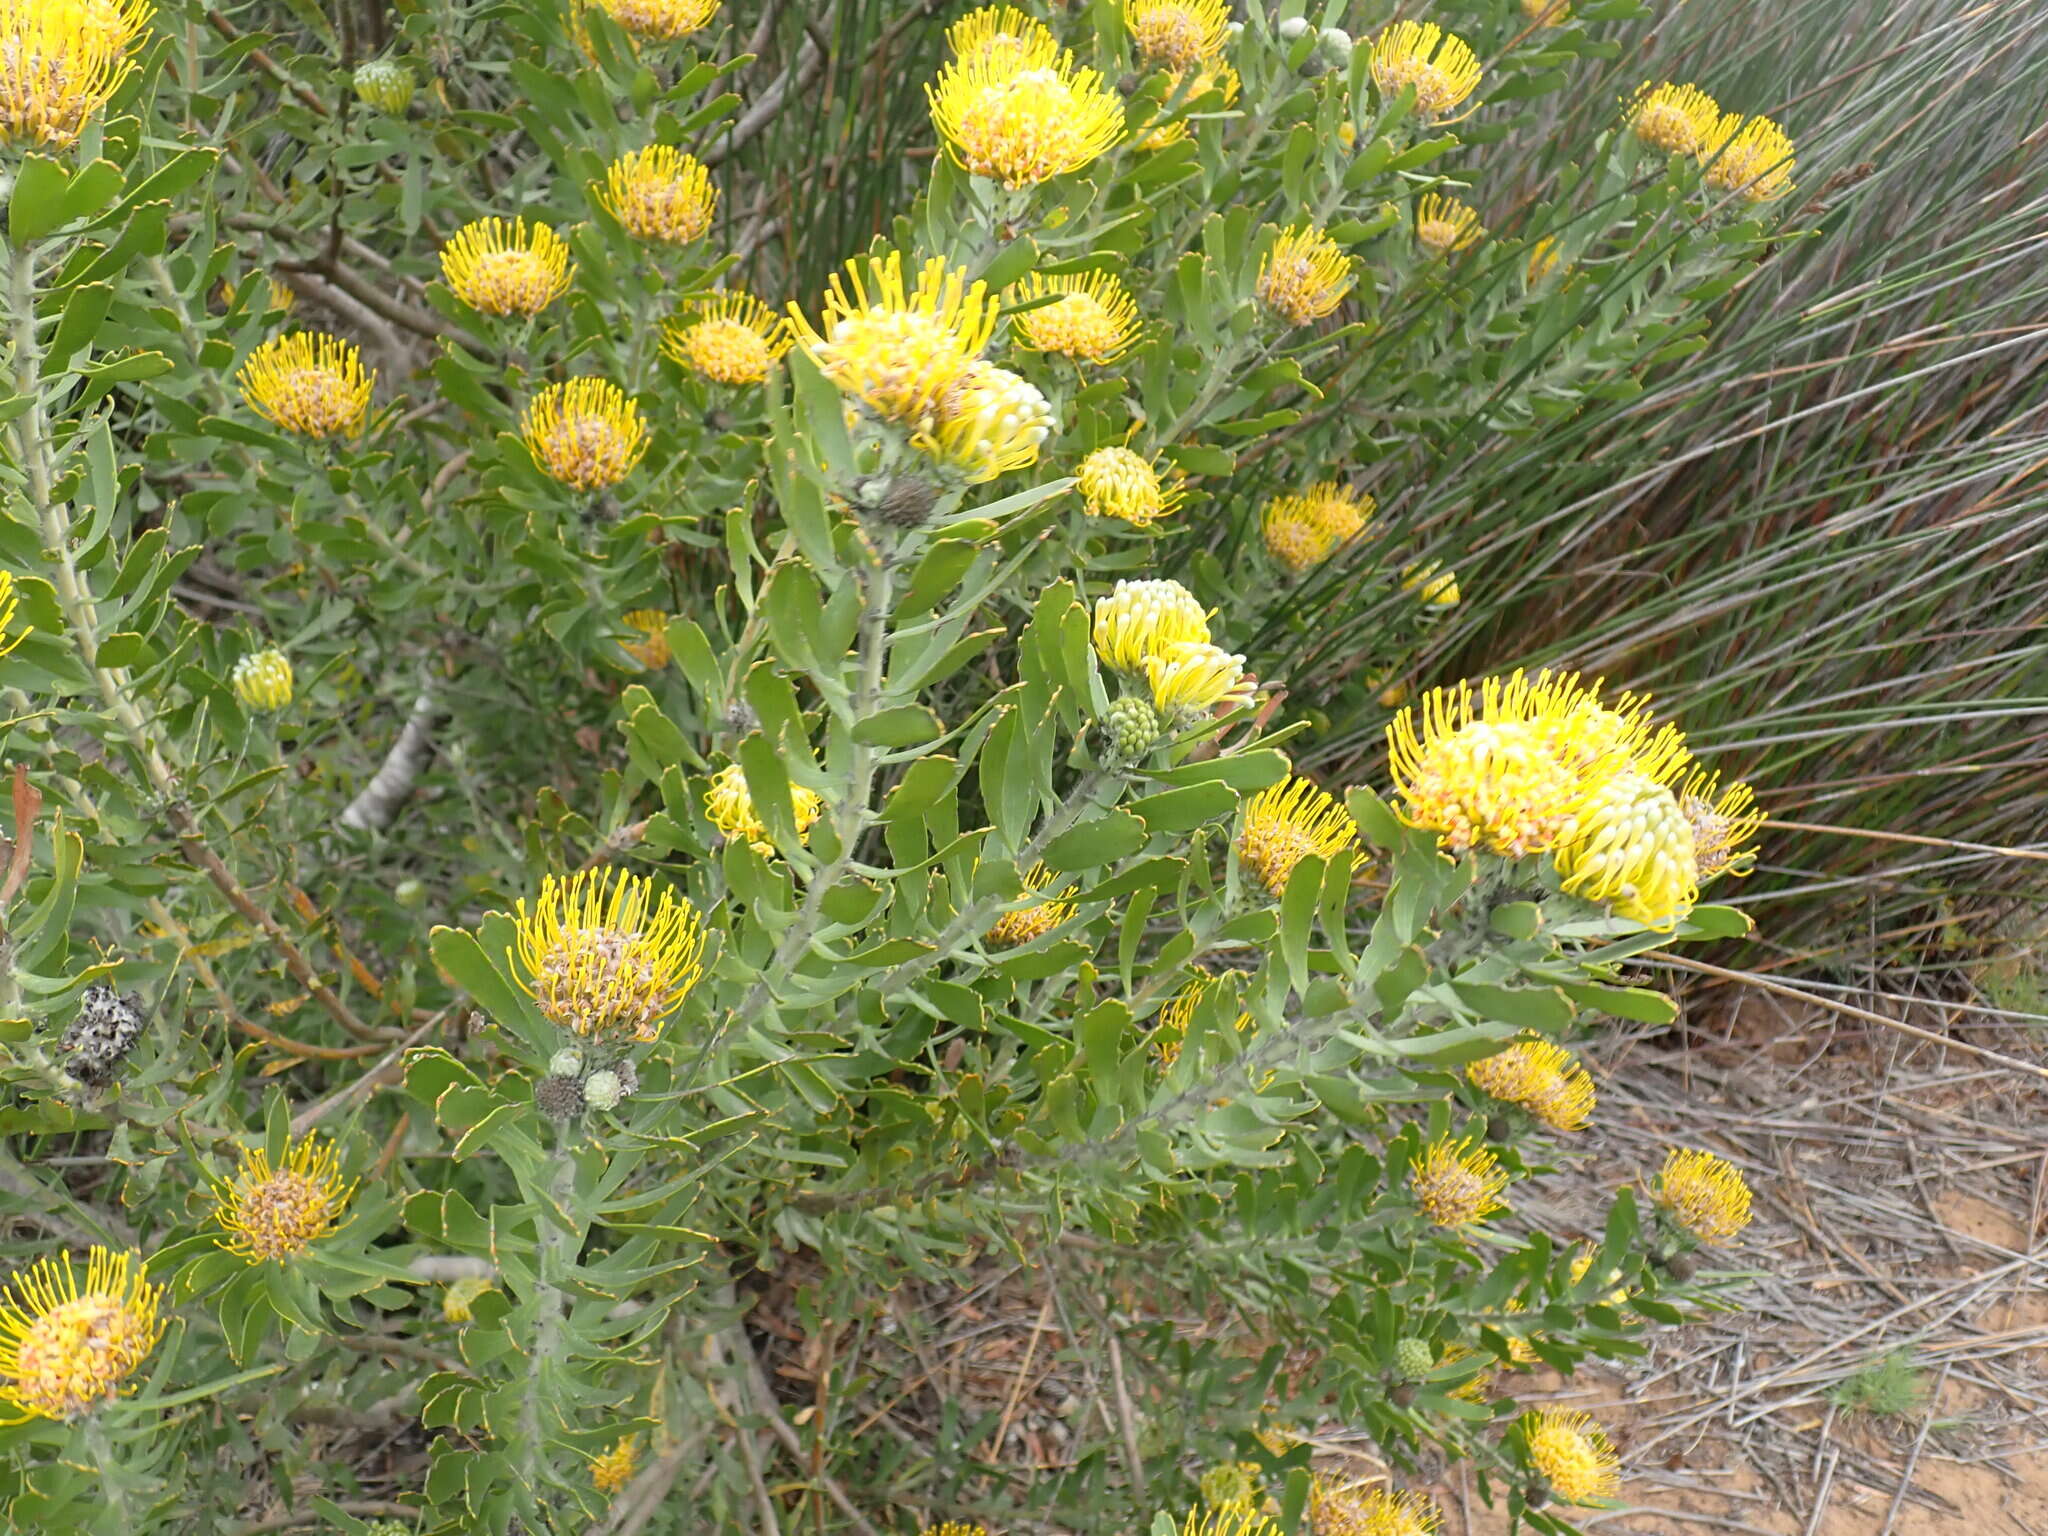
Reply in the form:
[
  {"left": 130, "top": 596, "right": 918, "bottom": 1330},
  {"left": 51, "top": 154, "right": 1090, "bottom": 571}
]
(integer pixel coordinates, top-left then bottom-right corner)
[{"left": 0, "top": 0, "right": 1978, "bottom": 1529}]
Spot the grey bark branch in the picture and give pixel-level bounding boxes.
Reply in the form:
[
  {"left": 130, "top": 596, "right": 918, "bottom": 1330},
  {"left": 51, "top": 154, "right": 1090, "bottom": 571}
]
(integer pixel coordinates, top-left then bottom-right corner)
[{"left": 338, "top": 689, "right": 443, "bottom": 833}]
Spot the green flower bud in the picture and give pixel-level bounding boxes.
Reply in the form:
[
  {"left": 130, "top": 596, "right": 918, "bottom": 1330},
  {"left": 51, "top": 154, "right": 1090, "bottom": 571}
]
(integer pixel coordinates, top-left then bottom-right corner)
[
  {"left": 1101, "top": 695, "right": 1162, "bottom": 763},
  {"left": 548, "top": 1048, "right": 584, "bottom": 1078},
  {"left": 1393, "top": 1335, "right": 1434, "bottom": 1380},
  {"left": 353, "top": 59, "right": 417, "bottom": 114},
  {"left": 583, "top": 1068, "right": 626, "bottom": 1111}
]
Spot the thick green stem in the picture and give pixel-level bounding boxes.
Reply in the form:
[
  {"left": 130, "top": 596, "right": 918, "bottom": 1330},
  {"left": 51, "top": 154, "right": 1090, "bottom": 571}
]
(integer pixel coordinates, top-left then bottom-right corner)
[
  {"left": 82, "top": 1414, "right": 135, "bottom": 1528},
  {"left": 515, "top": 1139, "right": 577, "bottom": 1504}
]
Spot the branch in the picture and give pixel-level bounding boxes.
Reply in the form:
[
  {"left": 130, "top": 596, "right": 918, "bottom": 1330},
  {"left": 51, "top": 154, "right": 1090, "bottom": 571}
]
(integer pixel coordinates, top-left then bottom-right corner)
[{"left": 338, "top": 689, "right": 444, "bottom": 833}]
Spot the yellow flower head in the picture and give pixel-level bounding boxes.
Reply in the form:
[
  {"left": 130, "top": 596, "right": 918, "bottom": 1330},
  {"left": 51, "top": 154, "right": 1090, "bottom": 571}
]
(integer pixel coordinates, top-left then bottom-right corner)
[
  {"left": 1139, "top": 61, "right": 1239, "bottom": 150},
  {"left": 211, "top": 1134, "right": 355, "bottom": 1263},
  {"left": 1198, "top": 1459, "right": 1263, "bottom": 1514},
  {"left": 511, "top": 868, "right": 707, "bottom": 1042},
  {"left": 592, "top": 0, "right": 716, "bottom": 42},
  {"left": 1401, "top": 562, "right": 1460, "bottom": 606},
  {"left": 1262, "top": 482, "right": 1372, "bottom": 573},
  {"left": 597, "top": 145, "right": 717, "bottom": 245},
  {"left": 232, "top": 647, "right": 294, "bottom": 711},
  {"left": 1702, "top": 112, "right": 1795, "bottom": 202},
  {"left": 1239, "top": 775, "right": 1359, "bottom": 898},
  {"left": 986, "top": 861, "right": 1077, "bottom": 947},
  {"left": 440, "top": 217, "right": 573, "bottom": 317},
  {"left": 1092, "top": 577, "right": 1210, "bottom": 674},
  {"left": 1626, "top": 82, "right": 1721, "bottom": 158},
  {"left": 1467, "top": 1040, "right": 1595, "bottom": 1132},
  {"left": 1371, "top": 21, "right": 1482, "bottom": 120},
  {"left": 662, "top": 290, "right": 792, "bottom": 386},
  {"left": 924, "top": 1524, "right": 990, "bottom": 1536},
  {"left": 1553, "top": 768, "right": 1698, "bottom": 929},
  {"left": 352, "top": 57, "right": 414, "bottom": 113},
  {"left": 1680, "top": 769, "right": 1762, "bottom": 881},
  {"left": 0, "top": 570, "right": 26, "bottom": 659},
  {"left": 1308, "top": 1477, "right": 1443, "bottom": 1536},
  {"left": 1147, "top": 639, "right": 1253, "bottom": 718},
  {"left": 1415, "top": 193, "right": 1483, "bottom": 255},
  {"left": 0, "top": 0, "right": 146, "bottom": 147},
  {"left": 1526, "top": 237, "right": 1564, "bottom": 283},
  {"left": 1125, "top": 0, "right": 1228, "bottom": 70},
  {"left": 1521, "top": 0, "right": 1569, "bottom": 24},
  {"left": 705, "top": 762, "right": 824, "bottom": 855},
  {"left": 442, "top": 1273, "right": 494, "bottom": 1322},
  {"left": 1410, "top": 1135, "right": 1508, "bottom": 1227},
  {"left": 1257, "top": 224, "right": 1353, "bottom": 326},
  {"left": 1655, "top": 1147, "right": 1752, "bottom": 1245},
  {"left": 790, "top": 251, "right": 997, "bottom": 429},
  {"left": 1569, "top": 1246, "right": 1631, "bottom": 1306},
  {"left": 238, "top": 331, "right": 376, "bottom": 439},
  {"left": 1523, "top": 1408, "right": 1621, "bottom": 1505},
  {"left": 1387, "top": 670, "right": 1648, "bottom": 858},
  {"left": 520, "top": 378, "right": 649, "bottom": 492},
  {"left": 946, "top": 4, "right": 1057, "bottom": 69},
  {"left": 1441, "top": 1344, "right": 1496, "bottom": 1403},
  {"left": 0, "top": 1247, "right": 162, "bottom": 1421},
  {"left": 928, "top": 360, "right": 1057, "bottom": 482},
  {"left": 1077, "top": 445, "right": 1181, "bottom": 526},
  {"left": 224, "top": 273, "right": 296, "bottom": 316},
  {"left": 592, "top": 1435, "right": 637, "bottom": 1496},
  {"left": 620, "top": 609, "right": 671, "bottom": 669},
  {"left": 1152, "top": 973, "right": 1254, "bottom": 1067},
  {"left": 1008, "top": 269, "right": 1142, "bottom": 364},
  {"left": 1178, "top": 1505, "right": 1286, "bottom": 1536},
  {"left": 928, "top": 50, "right": 1124, "bottom": 189}
]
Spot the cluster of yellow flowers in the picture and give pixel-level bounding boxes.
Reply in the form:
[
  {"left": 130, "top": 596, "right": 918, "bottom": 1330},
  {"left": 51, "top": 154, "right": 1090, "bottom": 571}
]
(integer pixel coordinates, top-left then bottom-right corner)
[
  {"left": 1629, "top": 81, "right": 1796, "bottom": 202},
  {"left": 1388, "top": 668, "right": 1761, "bottom": 931}
]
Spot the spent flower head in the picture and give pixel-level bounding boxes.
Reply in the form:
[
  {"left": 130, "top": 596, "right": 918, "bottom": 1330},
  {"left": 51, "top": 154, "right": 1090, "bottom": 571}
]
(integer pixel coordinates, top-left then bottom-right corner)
[
  {"left": 1257, "top": 224, "right": 1353, "bottom": 326},
  {"left": 511, "top": 868, "right": 707, "bottom": 1042},
  {"left": 211, "top": 1134, "right": 356, "bottom": 1262},
  {"left": 1523, "top": 1408, "right": 1621, "bottom": 1505},
  {"left": 1238, "top": 775, "right": 1359, "bottom": 898},
  {"left": 928, "top": 49, "right": 1124, "bottom": 189},
  {"left": 520, "top": 378, "right": 649, "bottom": 492},
  {"left": 1092, "top": 578, "right": 1209, "bottom": 674},
  {"left": 1370, "top": 22, "right": 1482, "bottom": 120},
  {"left": 597, "top": 145, "right": 717, "bottom": 245},
  {"left": 440, "top": 217, "right": 573, "bottom": 316},
  {"left": 232, "top": 647, "right": 294, "bottom": 712},
  {"left": 663, "top": 290, "right": 792, "bottom": 386},
  {"left": 0, "top": 1247, "right": 163, "bottom": 1421},
  {"left": 1410, "top": 1135, "right": 1508, "bottom": 1227},
  {"left": 1077, "top": 445, "right": 1181, "bottom": 526},
  {"left": 1680, "top": 769, "right": 1763, "bottom": 881},
  {"left": 1008, "top": 269, "right": 1142, "bottom": 364},
  {"left": 1655, "top": 1147, "right": 1753, "bottom": 1245},
  {"left": 238, "top": 331, "right": 375, "bottom": 439},
  {"left": 705, "top": 762, "right": 824, "bottom": 855}
]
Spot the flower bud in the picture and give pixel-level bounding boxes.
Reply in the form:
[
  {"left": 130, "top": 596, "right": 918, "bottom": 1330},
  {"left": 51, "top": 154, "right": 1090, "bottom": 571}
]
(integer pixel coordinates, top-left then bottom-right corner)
[
  {"left": 1393, "top": 1336, "right": 1433, "bottom": 1381},
  {"left": 1276, "top": 16, "right": 1312, "bottom": 40},
  {"left": 353, "top": 59, "right": 417, "bottom": 114},
  {"left": 1101, "top": 696, "right": 1163, "bottom": 764},
  {"left": 584, "top": 1068, "right": 627, "bottom": 1111},
  {"left": 548, "top": 1048, "right": 584, "bottom": 1078}
]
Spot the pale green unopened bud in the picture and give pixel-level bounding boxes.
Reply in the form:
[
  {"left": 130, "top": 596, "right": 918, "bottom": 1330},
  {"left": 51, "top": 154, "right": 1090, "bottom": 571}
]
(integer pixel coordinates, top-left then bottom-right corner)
[
  {"left": 1393, "top": 1335, "right": 1434, "bottom": 1380},
  {"left": 584, "top": 1068, "right": 626, "bottom": 1111},
  {"left": 1318, "top": 27, "right": 1353, "bottom": 61},
  {"left": 548, "top": 1048, "right": 584, "bottom": 1078},
  {"left": 353, "top": 59, "right": 416, "bottom": 114},
  {"left": 1102, "top": 696, "right": 1162, "bottom": 763}
]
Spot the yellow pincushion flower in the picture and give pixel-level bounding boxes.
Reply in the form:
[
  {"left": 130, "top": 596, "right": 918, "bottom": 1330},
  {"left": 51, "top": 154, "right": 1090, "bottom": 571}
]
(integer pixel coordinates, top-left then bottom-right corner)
[
  {"left": 1387, "top": 670, "right": 1646, "bottom": 858},
  {"left": 1178, "top": 1505, "right": 1285, "bottom": 1536},
  {"left": 0, "top": 0, "right": 146, "bottom": 147},
  {"left": 441, "top": 1274, "right": 493, "bottom": 1322},
  {"left": 1092, "top": 577, "right": 1210, "bottom": 674},
  {"left": 511, "top": 868, "right": 707, "bottom": 1042},
  {"left": 928, "top": 360, "right": 1056, "bottom": 482},
  {"left": 238, "top": 331, "right": 376, "bottom": 439},
  {"left": 1414, "top": 194, "right": 1482, "bottom": 255},
  {"left": 1526, "top": 237, "right": 1564, "bottom": 284},
  {"left": 1655, "top": 1147, "right": 1753, "bottom": 1245},
  {"left": 1401, "top": 562, "right": 1459, "bottom": 606},
  {"left": 1077, "top": 445, "right": 1181, "bottom": 526},
  {"left": 1152, "top": 973, "right": 1254, "bottom": 1068},
  {"left": 1570, "top": 1246, "right": 1631, "bottom": 1306},
  {"left": 1147, "top": 640, "right": 1253, "bottom": 718},
  {"left": 1521, "top": 0, "right": 1569, "bottom": 24},
  {"left": 1308, "top": 1478, "right": 1442, "bottom": 1536},
  {"left": 211, "top": 1134, "right": 356, "bottom": 1263},
  {"left": 928, "top": 51, "right": 1124, "bottom": 190},
  {"left": 352, "top": 57, "right": 414, "bottom": 113},
  {"left": 1466, "top": 1040, "right": 1595, "bottom": 1132},
  {"left": 1238, "top": 776, "right": 1359, "bottom": 897},
  {"left": 1371, "top": 22, "right": 1482, "bottom": 120},
  {"left": 1411, "top": 1136, "right": 1508, "bottom": 1227},
  {"left": 1679, "top": 769, "right": 1762, "bottom": 881},
  {"left": 0, "top": 1247, "right": 162, "bottom": 1422},
  {"left": 790, "top": 251, "right": 997, "bottom": 430},
  {"left": 1139, "top": 62, "right": 1239, "bottom": 150},
  {"left": 520, "top": 378, "right": 649, "bottom": 492},
  {"left": 591, "top": 0, "right": 716, "bottom": 43},
  {"left": 986, "top": 861, "right": 1077, "bottom": 947},
  {"left": 1257, "top": 224, "right": 1353, "bottom": 326},
  {"left": 947, "top": 4, "right": 1057, "bottom": 69},
  {"left": 440, "top": 217, "right": 573, "bottom": 317},
  {"left": 1702, "top": 112, "right": 1796, "bottom": 202},
  {"left": 232, "top": 647, "right": 294, "bottom": 711},
  {"left": 0, "top": 570, "right": 26, "bottom": 659},
  {"left": 597, "top": 145, "right": 717, "bottom": 245},
  {"left": 1125, "top": 0, "right": 1228, "bottom": 70},
  {"left": 1008, "top": 269, "right": 1142, "bottom": 364},
  {"left": 662, "top": 290, "right": 792, "bottom": 386},
  {"left": 1262, "top": 483, "right": 1372, "bottom": 573},
  {"left": 620, "top": 609, "right": 671, "bottom": 669},
  {"left": 592, "top": 1436, "right": 637, "bottom": 1496},
  {"left": 1553, "top": 768, "right": 1699, "bottom": 929},
  {"left": 1626, "top": 82, "right": 1721, "bottom": 158},
  {"left": 1523, "top": 1408, "right": 1621, "bottom": 1505},
  {"left": 705, "top": 762, "right": 824, "bottom": 855}
]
